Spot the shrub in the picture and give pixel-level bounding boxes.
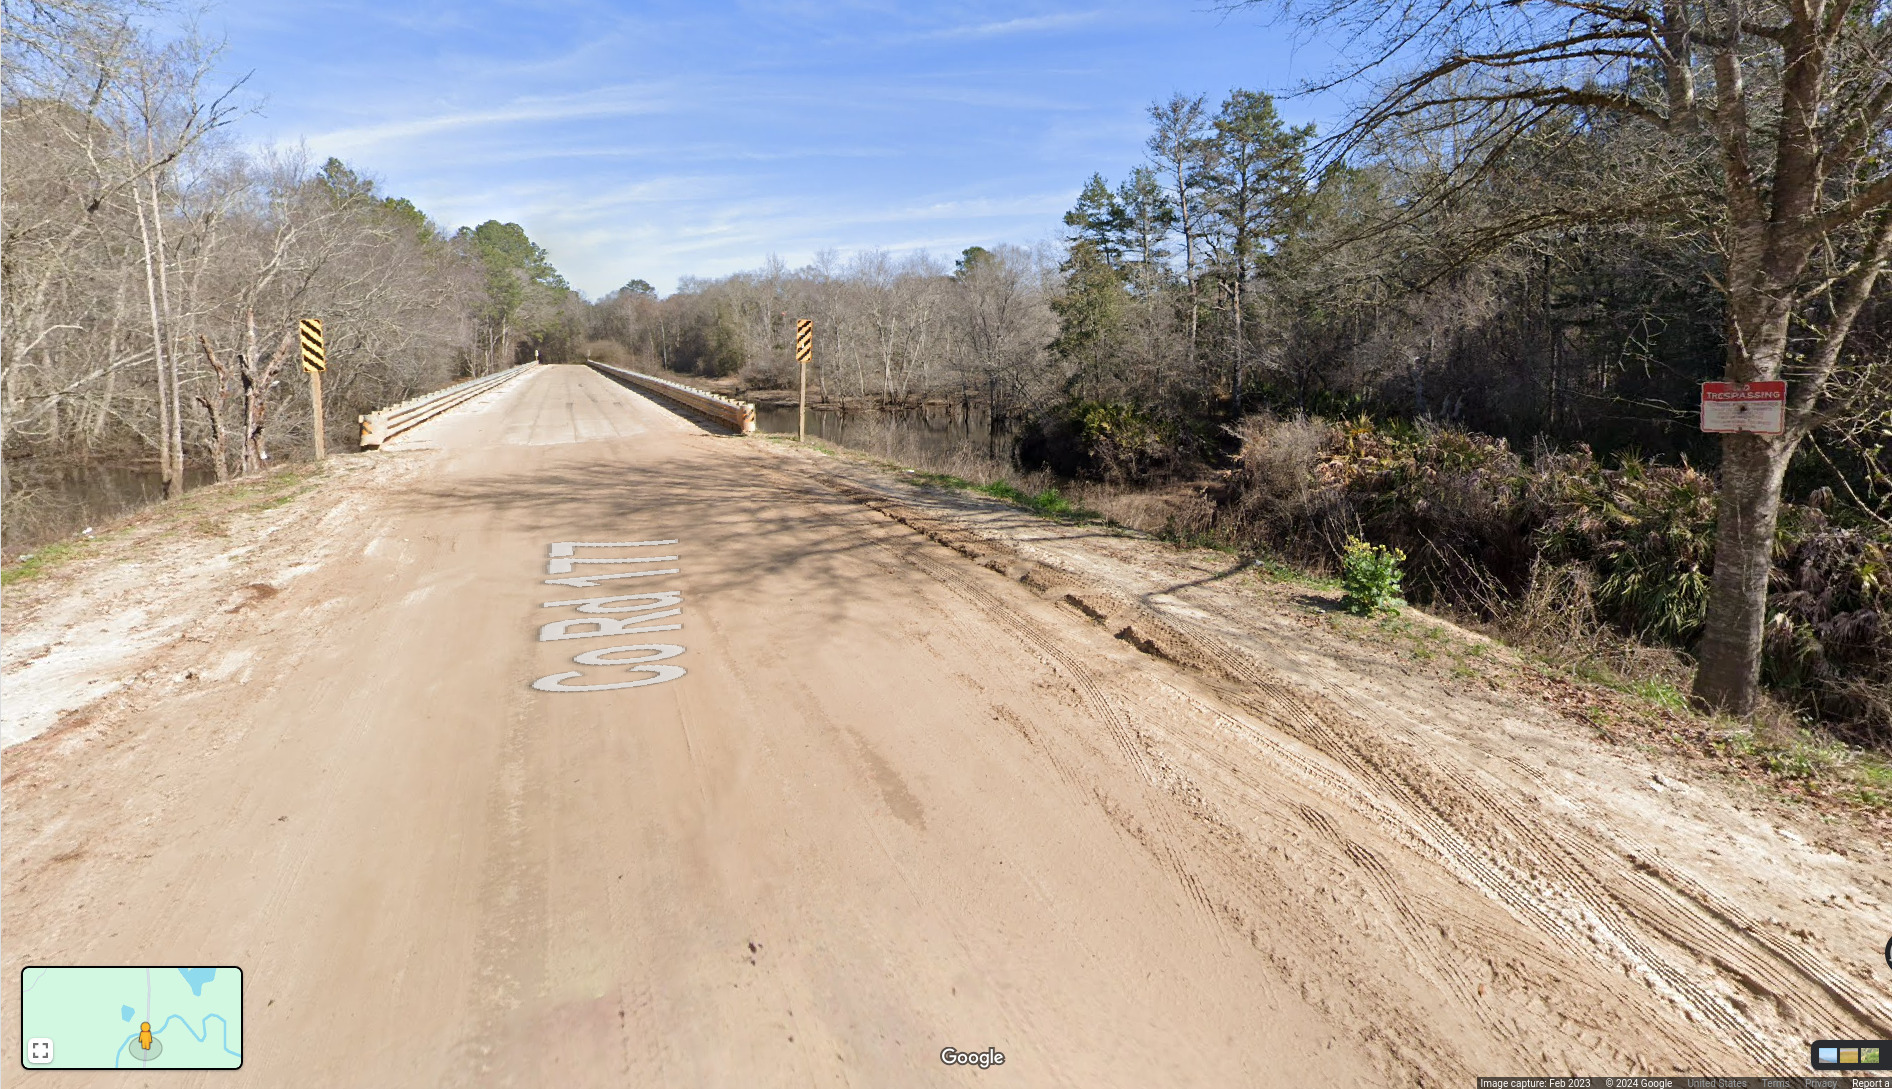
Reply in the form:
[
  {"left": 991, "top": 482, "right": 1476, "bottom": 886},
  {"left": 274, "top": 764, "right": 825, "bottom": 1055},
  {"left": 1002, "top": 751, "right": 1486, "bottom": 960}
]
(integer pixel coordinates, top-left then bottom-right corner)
[
  {"left": 1536, "top": 453, "right": 1720, "bottom": 644},
  {"left": 1214, "top": 412, "right": 1349, "bottom": 563},
  {"left": 1017, "top": 399, "right": 1173, "bottom": 482},
  {"left": 1224, "top": 413, "right": 1330, "bottom": 525},
  {"left": 1340, "top": 536, "right": 1406, "bottom": 617},
  {"left": 975, "top": 480, "right": 1090, "bottom": 519},
  {"left": 1212, "top": 413, "right": 1890, "bottom": 749},
  {"left": 1764, "top": 523, "right": 1892, "bottom": 746},
  {"left": 1073, "top": 401, "right": 1166, "bottom": 482},
  {"left": 1024, "top": 487, "right": 1083, "bottom": 517}
]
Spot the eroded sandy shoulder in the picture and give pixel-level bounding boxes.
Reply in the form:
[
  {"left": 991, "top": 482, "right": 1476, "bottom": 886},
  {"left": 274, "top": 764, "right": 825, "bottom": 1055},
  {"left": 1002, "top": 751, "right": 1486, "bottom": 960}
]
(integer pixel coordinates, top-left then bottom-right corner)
[
  {"left": 769, "top": 438, "right": 1892, "bottom": 1067},
  {"left": 1, "top": 456, "right": 420, "bottom": 747}
]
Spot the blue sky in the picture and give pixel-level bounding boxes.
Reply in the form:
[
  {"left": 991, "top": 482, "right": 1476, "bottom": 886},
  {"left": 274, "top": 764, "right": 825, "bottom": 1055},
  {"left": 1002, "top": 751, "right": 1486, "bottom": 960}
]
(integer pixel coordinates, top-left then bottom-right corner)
[{"left": 209, "top": 2, "right": 1346, "bottom": 297}]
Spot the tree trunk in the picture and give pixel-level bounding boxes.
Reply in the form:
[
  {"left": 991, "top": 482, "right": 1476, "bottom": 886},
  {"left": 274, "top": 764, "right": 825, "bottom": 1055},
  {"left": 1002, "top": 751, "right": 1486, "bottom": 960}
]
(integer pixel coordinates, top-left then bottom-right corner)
[
  {"left": 1692, "top": 431, "right": 1794, "bottom": 717},
  {"left": 198, "top": 335, "right": 232, "bottom": 482},
  {"left": 93, "top": 278, "right": 129, "bottom": 447},
  {"left": 134, "top": 188, "right": 173, "bottom": 492},
  {"left": 196, "top": 395, "right": 229, "bottom": 482},
  {"left": 149, "top": 171, "right": 184, "bottom": 499},
  {"left": 239, "top": 312, "right": 270, "bottom": 474},
  {"left": 245, "top": 320, "right": 294, "bottom": 468},
  {"left": 1687, "top": 188, "right": 1824, "bottom": 716},
  {"left": 1233, "top": 274, "right": 1244, "bottom": 414}
]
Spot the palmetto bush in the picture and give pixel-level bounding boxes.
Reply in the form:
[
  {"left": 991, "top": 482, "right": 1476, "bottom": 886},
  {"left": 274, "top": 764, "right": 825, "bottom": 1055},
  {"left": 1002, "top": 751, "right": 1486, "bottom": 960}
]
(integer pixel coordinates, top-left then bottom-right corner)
[
  {"left": 1766, "top": 523, "right": 1891, "bottom": 745},
  {"left": 1534, "top": 453, "right": 1720, "bottom": 645}
]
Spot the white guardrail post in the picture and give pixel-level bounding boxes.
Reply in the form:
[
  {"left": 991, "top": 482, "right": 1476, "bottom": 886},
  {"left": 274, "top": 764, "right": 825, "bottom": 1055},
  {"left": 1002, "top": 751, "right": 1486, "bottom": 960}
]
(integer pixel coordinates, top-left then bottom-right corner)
[
  {"left": 358, "top": 362, "right": 536, "bottom": 448},
  {"left": 583, "top": 360, "right": 757, "bottom": 434}
]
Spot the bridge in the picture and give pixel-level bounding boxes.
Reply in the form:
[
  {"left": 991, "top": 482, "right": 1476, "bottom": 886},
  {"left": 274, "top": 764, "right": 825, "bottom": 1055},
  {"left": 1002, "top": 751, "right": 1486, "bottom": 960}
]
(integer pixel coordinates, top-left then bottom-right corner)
[{"left": 4, "top": 362, "right": 1886, "bottom": 1085}]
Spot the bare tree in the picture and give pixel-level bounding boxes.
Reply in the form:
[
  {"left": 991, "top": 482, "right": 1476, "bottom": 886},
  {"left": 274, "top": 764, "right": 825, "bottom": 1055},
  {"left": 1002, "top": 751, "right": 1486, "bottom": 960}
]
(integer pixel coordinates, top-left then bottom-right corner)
[
  {"left": 951, "top": 244, "right": 1059, "bottom": 425},
  {"left": 4, "top": 2, "right": 490, "bottom": 546}
]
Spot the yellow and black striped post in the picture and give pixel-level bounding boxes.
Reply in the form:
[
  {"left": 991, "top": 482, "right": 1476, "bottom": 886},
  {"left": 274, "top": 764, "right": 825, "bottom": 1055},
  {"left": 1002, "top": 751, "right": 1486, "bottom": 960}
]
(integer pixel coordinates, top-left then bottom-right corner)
[
  {"left": 795, "top": 319, "right": 813, "bottom": 442},
  {"left": 299, "top": 318, "right": 327, "bottom": 460},
  {"left": 299, "top": 318, "right": 326, "bottom": 372}
]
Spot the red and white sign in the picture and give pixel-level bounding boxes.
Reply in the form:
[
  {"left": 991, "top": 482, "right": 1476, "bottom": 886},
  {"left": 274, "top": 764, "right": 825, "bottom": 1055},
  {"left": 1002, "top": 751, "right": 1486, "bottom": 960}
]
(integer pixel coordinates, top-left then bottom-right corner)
[{"left": 1701, "top": 381, "right": 1786, "bottom": 434}]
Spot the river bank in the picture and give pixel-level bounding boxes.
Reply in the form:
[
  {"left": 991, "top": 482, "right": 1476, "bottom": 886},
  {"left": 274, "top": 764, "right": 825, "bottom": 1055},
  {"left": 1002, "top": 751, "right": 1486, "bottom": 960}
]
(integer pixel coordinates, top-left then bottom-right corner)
[{"left": 2, "top": 460, "right": 219, "bottom": 559}]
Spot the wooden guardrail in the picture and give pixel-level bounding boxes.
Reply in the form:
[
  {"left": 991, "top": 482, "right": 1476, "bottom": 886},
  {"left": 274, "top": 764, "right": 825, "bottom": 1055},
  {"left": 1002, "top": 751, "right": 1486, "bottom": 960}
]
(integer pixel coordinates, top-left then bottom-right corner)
[
  {"left": 584, "top": 360, "right": 757, "bottom": 434},
  {"left": 358, "top": 363, "right": 536, "bottom": 448}
]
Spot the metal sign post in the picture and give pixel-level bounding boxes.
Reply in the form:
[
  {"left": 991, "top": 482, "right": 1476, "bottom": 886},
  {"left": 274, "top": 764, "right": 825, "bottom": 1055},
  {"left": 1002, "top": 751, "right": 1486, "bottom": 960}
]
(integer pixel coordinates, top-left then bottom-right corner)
[
  {"left": 300, "top": 318, "right": 328, "bottom": 460},
  {"left": 795, "top": 319, "right": 813, "bottom": 442}
]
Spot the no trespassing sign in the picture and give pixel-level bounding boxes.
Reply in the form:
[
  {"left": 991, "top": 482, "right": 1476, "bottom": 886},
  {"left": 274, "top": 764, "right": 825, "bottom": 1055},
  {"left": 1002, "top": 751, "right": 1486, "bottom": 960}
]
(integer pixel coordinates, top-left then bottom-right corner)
[{"left": 1700, "top": 381, "right": 1786, "bottom": 435}]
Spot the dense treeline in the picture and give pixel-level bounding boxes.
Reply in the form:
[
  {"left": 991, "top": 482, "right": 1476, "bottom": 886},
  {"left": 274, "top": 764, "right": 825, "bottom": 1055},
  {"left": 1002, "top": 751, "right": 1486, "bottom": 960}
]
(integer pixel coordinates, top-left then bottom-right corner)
[
  {"left": 585, "top": 248, "right": 1064, "bottom": 426},
  {"left": 1, "top": 0, "right": 582, "bottom": 540},
  {"left": 593, "top": 90, "right": 1882, "bottom": 504}
]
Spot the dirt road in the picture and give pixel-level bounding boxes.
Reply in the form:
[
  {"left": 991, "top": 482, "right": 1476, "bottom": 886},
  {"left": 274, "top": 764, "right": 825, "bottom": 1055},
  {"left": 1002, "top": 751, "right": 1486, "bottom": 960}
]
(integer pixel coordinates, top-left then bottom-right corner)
[{"left": 5, "top": 364, "right": 1889, "bottom": 1086}]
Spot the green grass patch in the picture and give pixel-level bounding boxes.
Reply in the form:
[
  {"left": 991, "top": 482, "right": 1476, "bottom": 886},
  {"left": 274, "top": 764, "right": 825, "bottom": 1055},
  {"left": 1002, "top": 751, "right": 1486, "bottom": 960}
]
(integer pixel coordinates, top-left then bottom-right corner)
[
  {"left": 1713, "top": 726, "right": 1762, "bottom": 760},
  {"left": 975, "top": 480, "right": 1031, "bottom": 503},
  {"left": 1569, "top": 657, "right": 1621, "bottom": 686},
  {"left": 1852, "top": 757, "right": 1892, "bottom": 809},
  {"left": 1025, "top": 488, "right": 1086, "bottom": 518},
  {"left": 1763, "top": 735, "right": 1846, "bottom": 781},
  {"left": 2, "top": 463, "right": 324, "bottom": 587},
  {"left": 1244, "top": 554, "right": 1339, "bottom": 587},
  {"left": 970, "top": 480, "right": 1094, "bottom": 519},
  {"left": 1161, "top": 526, "right": 1241, "bottom": 555},
  {"left": 1857, "top": 757, "right": 1892, "bottom": 790},
  {"left": 249, "top": 484, "right": 317, "bottom": 512},
  {"left": 1631, "top": 678, "right": 1690, "bottom": 713},
  {"left": 2, "top": 538, "right": 91, "bottom": 586},
  {"left": 1707, "top": 722, "right": 1890, "bottom": 809},
  {"left": 1249, "top": 557, "right": 1299, "bottom": 582},
  {"left": 909, "top": 470, "right": 975, "bottom": 490}
]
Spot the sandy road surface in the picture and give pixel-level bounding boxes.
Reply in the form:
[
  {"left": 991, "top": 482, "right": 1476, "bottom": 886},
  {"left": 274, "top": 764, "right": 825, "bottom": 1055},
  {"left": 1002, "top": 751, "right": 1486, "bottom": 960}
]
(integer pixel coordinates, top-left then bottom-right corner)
[{"left": 5, "top": 364, "right": 1889, "bottom": 1086}]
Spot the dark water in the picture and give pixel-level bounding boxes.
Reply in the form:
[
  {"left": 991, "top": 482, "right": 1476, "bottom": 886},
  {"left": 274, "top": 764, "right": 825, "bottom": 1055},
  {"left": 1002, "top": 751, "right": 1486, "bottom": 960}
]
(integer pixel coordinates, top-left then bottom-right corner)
[
  {"left": 754, "top": 403, "right": 1012, "bottom": 466},
  {"left": 2, "top": 463, "right": 216, "bottom": 554}
]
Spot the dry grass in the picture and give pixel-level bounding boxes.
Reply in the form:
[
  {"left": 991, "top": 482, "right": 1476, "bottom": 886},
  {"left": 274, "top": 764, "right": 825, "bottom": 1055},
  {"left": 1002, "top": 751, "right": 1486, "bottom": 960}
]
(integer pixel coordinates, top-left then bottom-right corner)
[{"left": 1070, "top": 480, "right": 1216, "bottom": 539}]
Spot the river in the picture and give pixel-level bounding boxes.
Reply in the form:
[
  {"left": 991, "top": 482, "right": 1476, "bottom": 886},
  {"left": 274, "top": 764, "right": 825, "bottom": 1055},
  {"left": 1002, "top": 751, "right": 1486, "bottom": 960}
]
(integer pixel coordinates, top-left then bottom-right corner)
[
  {"left": 2, "top": 463, "right": 216, "bottom": 555},
  {"left": 752, "top": 403, "right": 1013, "bottom": 468}
]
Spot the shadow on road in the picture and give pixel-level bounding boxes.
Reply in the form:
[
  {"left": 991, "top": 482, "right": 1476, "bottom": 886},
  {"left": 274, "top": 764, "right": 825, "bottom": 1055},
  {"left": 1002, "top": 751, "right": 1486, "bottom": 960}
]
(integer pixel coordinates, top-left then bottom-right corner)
[{"left": 400, "top": 449, "right": 908, "bottom": 623}]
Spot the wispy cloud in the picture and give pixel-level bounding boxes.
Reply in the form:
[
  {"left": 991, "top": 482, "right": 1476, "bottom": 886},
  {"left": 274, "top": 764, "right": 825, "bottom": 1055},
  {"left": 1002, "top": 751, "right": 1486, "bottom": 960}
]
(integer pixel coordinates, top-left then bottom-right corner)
[
  {"left": 916, "top": 10, "right": 1106, "bottom": 41},
  {"left": 893, "top": 85, "right": 1092, "bottom": 112},
  {"left": 440, "top": 141, "right": 905, "bottom": 169},
  {"left": 306, "top": 83, "right": 676, "bottom": 154},
  {"left": 516, "top": 182, "right": 1078, "bottom": 291}
]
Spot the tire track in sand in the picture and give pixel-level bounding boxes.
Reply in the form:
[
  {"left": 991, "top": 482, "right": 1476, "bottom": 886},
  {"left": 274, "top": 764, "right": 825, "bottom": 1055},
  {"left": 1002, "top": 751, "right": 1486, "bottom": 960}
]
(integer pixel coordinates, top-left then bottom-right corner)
[
  {"left": 772, "top": 467, "right": 1226, "bottom": 936},
  {"left": 791, "top": 461, "right": 1886, "bottom": 1074}
]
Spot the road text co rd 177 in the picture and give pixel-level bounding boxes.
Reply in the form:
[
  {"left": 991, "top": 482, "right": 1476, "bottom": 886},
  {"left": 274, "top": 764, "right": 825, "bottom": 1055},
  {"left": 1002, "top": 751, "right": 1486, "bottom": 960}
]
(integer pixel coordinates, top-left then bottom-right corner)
[{"left": 530, "top": 540, "right": 688, "bottom": 692}]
